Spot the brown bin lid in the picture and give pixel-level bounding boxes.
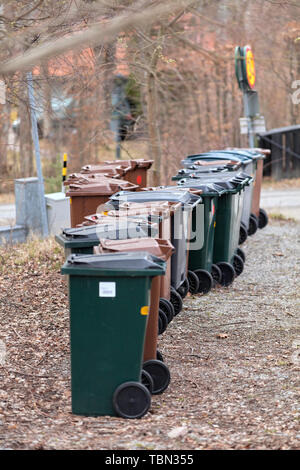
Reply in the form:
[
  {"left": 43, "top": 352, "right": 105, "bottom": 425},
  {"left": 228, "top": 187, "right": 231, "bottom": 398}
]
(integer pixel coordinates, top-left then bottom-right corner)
[
  {"left": 226, "top": 147, "right": 270, "bottom": 156},
  {"left": 82, "top": 213, "right": 157, "bottom": 226},
  {"left": 118, "top": 200, "right": 182, "bottom": 214},
  {"left": 104, "top": 160, "right": 138, "bottom": 170},
  {"left": 95, "top": 237, "right": 174, "bottom": 260},
  {"left": 64, "top": 171, "right": 121, "bottom": 186},
  {"left": 66, "top": 177, "right": 138, "bottom": 196},
  {"left": 80, "top": 163, "right": 131, "bottom": 177},
  {"left": 192, "top": 159, "right": 239, "bottom": 167}
]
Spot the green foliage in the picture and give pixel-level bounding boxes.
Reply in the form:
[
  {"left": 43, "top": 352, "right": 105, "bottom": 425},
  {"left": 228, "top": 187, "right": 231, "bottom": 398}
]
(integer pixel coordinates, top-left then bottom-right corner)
[
  {"left": 125, "top": 74, "right": 143, "bottom": 119},
  {"left": 44, "top": 155, "right": 63, "bottom": 194}
]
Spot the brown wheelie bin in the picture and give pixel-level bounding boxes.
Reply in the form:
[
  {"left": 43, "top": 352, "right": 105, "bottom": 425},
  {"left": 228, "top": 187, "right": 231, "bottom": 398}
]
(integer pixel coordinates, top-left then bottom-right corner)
[
  {"left": 81, "top": 159, "right": 153, "bottom": 188},
  {"left": 226, "top": 147, "right": 270, "bottom": 228},
  {"left": 66, "top": 177, "right": 139, "bottom": 227},
  {"left": 94, "top": 237, "right": 174, "bottom": 395}
]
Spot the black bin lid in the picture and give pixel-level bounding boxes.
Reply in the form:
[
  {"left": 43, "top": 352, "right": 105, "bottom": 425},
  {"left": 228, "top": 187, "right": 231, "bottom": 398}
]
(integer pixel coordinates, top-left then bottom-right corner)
[{"left": 61, "top": 251, "right": 166, "bottom": 276}]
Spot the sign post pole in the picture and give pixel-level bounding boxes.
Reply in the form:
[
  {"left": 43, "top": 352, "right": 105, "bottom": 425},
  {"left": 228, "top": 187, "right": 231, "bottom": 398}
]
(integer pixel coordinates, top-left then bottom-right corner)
[
  {"left": 235, "top": 45, "right": 264, "bottom": 148},
  {"left": 27, "top": 71, "right": 48, "bottom": 237}
]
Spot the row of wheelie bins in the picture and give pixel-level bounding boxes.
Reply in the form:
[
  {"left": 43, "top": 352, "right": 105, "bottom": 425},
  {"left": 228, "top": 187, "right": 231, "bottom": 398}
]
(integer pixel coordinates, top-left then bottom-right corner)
[{"left": 56, "top": 150, "right": 269, "bottom": 419}]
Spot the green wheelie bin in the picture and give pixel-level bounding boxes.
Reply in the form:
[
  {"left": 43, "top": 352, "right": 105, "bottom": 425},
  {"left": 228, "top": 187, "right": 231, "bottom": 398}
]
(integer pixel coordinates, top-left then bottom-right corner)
[
  {"left": 61, "top": 251, "right": 166, "bottom": 418},
  {"left": 179, "top": 172, "right": 250, "bottom": 286},
  {"left": 175, "top": 181, "right": 227, "bottom": 290}
]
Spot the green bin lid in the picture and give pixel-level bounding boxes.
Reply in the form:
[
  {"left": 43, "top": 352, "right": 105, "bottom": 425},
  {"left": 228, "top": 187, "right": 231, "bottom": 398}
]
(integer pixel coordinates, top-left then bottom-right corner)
[
  {"left": 61, "top": 251, "right": 166, "bottom": 277},
  {"left": 55, "top": 221, "right": 158, "bottom": 248},
  {"left": 177, "top": 171, "right": 252, "bottom": 193},
  {"left": 109, "top": 189, "right": 202, "bottom": 208},
  {"left": 176, "top": 181, "right": 227, "bottom": 196}
]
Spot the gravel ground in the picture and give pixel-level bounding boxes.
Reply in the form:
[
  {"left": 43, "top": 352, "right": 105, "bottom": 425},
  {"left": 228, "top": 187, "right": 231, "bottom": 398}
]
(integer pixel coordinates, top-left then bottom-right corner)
[{"left": 0, "top": 218, "right": 299, "bottom": 450}]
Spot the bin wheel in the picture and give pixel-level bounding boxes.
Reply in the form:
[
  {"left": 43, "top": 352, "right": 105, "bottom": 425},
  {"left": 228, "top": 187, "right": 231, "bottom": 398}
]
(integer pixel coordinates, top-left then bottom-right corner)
[
  {"left": 113, "top": 381, "right": 151, "bottom": 419},
  {"left": 248, "top": 213, "right": 258, "bottom": 236},
  {"left": 170, "top": 287, "right": 183, "bottom": 316},
  {"left": 193, "top": 269, "right": 213, "bottom": 294},
  {"left": 158, "top": 309, "right": 168, "bottom": 336},
  {"left": 159, "top": 298, "right": 174, "bottom": 324},
  {"left": 259, "top": 208, "right": 268, "bottom": 229},
  {"left": 233, "top": 254, "right": 244, "bottom": 277},
  {"left": 236, "top": 247, "right": 246, "bottom": 263},
  {"left": 156, "top": 349, "right": 164, "bottom": 362},
  {"left": 239, "top": 222, "right": 248, "bottom": 245},
  {"left": 143, "top": 359, "right": 171, "bottom": 395},
  {"left": 211, "top": 264, "right": 222, "bottom": 285},
  {"left": 216, "top": 262, "right": 235, "bottom": 287},
  {"left": 187, "top": 270, "right": 200, "bottom": 295},
  {"left": 141, "top": 369, "right": 154, "bottom": 395},
  {"left": 177, "top": 278, "right": 190, "bottom": 299}
]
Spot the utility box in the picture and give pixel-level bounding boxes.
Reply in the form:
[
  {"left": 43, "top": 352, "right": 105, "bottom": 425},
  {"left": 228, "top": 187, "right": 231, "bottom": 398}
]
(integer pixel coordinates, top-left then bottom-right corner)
[{"left": 45, "top": 192, "right": 70, "bottom": 235}]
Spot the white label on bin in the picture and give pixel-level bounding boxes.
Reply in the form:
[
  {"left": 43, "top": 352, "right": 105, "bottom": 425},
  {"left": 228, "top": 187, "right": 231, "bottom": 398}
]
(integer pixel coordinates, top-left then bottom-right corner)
[{"left": 99, "top": 282, "right": 116, "bottom": 297}]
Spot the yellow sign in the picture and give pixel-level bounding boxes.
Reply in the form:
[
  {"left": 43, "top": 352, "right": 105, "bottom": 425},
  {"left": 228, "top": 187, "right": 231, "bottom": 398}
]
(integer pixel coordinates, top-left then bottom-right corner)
[{"left": 245, "top": 46, "right": 256, "bottom": 89}]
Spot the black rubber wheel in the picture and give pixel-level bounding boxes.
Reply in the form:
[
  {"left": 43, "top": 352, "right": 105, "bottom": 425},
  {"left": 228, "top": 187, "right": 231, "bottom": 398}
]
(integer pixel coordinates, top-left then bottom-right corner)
[
  {"left": 258, "top": 208, "right": 268, "bottom": 229},
  {"left": 187, "top": 270, "right": 200, "bottom": 295},
  {"left": 233, "top": 254, "right": 244, "bottom": 277},
  {"left": 211, "top": 263, "right": 222, "bottom": 285},
  {"left": 113, "top": 381, "right": 151, "bottom": 419},
  {"left": 141, "top": 369, "right": 154, "bottom": 395},
  {"left": 216, "top": 262, "right": 235, "bottom": 287},
  {"left": 159, "top": 298, "right": 174, "bottom": 324},
  {"left": 236, "top": 247, "right": 246, "bottom": 263},
  {"left": 177, "top": 277, "right": 190, "bottom": 299},
  {"left": 248, "top": 213, "right": 258, "bottom": 236},
  {"left": 239, "top": 222, "right": 248, "bottom": 245},
  {"left": 158, "top": 309, "right": 168, "bottom": 336},
  {"left": 143, "top": 359, "right": 171, "bottom": 395},
  {"left": 170, "top": 287, "right": 183, "bottom": 316},
  {"left": 156, "top": 350, "right": 164, "bottom": 362},
  {"left": 193, "top": 269, "right": 213, "bottom": 294}
]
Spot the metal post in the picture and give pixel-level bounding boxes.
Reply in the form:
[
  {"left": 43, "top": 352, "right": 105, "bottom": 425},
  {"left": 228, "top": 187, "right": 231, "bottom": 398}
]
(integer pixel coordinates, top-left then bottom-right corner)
[
  {"left": 27, "top": 71, "right": 49, "bottom": 237},
  {"left": 243, "top": 91, "right": 258, "bottom": 149}
]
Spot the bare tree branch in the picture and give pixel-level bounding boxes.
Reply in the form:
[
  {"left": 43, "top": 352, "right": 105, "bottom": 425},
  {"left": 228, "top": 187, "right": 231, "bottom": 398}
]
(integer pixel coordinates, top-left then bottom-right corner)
[{"left": 0, "top": 0, "right": 197, "bottom": 75}]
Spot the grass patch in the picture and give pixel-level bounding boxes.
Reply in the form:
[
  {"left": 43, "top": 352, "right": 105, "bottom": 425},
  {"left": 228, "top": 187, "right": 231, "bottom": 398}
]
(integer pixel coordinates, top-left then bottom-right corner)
[
  {"left": 268, "top": 212, "right": 297, "bottom": 223},
  {"left": 0, "top": 235, "right": 64, "bottom": 275}
]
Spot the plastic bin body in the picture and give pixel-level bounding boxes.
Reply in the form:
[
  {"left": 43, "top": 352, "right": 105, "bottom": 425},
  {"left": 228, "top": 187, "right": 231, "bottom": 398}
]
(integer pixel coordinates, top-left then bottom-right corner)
[
  {"left": 251, "top": 158, "right": 263, "bottom": 218},
  {"left": 62, "top": 252, "right": 165, "bottom": 416},
  {"left": 66, "top": 178, "right": 138, "bottom": 227},
  {"left": 176, "top": 182, "right": 223, "bottom": 273},
  {"left": 213, "top": 190, "right": 244, "bottom": 265},
  {"left": 95, "top": 238, "right": 174, "bottom": 363}
]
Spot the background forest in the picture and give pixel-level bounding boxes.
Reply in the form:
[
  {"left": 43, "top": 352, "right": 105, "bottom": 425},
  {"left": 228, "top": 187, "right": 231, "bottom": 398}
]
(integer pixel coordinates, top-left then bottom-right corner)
[{"left": 0, "top": 0, "right": 299, "bottom": 191}]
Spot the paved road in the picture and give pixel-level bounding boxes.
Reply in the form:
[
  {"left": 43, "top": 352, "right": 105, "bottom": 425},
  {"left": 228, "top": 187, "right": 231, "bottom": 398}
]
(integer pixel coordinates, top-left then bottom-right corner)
[
  {"left": 0, "top": 189, "right": 299, "bottom": 226},
  {"left": 260, "top": 189, "right": 300, "bottom": 221},
  {"left": 0, "top": 204, "right": 16, "bottom": 226}
]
